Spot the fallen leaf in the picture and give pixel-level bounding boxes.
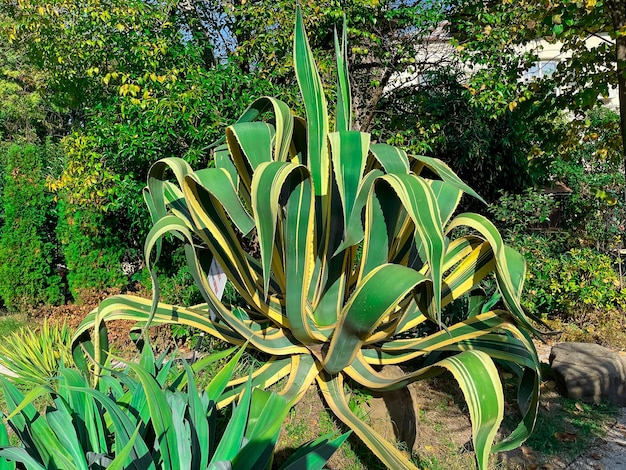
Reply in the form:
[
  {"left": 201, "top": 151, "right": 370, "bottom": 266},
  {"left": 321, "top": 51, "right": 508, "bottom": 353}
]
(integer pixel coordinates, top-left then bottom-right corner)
[
  {"left": 554, "top": 431, "right": 577, "bottom": 442},
  {"left": 545, "top": 380, "right": 557, "bottom": 390},
  {"left": 591, "top": 452, "right": 602, "bottom": 460},
  {"left": 575, "top": 402, "right": 585, "bottom": 412},
  {"left": 521, "top": 445, "right": 537, "bottom": 462}
]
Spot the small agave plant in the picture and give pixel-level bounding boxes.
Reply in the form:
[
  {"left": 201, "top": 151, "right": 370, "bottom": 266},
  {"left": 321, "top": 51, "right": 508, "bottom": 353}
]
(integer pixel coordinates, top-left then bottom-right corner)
[
  {"left": 0, "top": 343, "right": 348, "bottom": 469},
  {"left": 75, "top": 7, "right": 542, "bottom": 469}
]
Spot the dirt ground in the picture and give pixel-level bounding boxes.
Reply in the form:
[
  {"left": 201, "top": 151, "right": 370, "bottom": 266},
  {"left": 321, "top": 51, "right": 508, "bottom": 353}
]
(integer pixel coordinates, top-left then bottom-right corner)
[{"left": 32, "top": 298, "right": 626, "bottom": 470}]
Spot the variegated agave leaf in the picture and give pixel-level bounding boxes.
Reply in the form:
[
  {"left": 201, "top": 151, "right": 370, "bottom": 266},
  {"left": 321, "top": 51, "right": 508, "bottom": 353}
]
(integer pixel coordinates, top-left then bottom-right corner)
[{"left": 75, "top": 7, "right": 541, "bottom": 470}]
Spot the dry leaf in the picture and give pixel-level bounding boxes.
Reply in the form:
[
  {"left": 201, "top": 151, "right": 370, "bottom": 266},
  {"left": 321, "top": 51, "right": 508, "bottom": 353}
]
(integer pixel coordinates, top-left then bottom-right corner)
[
  {"left": 554, "top": 431, "right": 577, "bottom": 442},
  {"left": 575, "top": 402, "right": 585, "bottom": 412},
  {"left": 591, "top": 452, "right": 602, "bottom": 460},
  {"left": 521, "top": 445, "right": 537, "bottom": 461}
]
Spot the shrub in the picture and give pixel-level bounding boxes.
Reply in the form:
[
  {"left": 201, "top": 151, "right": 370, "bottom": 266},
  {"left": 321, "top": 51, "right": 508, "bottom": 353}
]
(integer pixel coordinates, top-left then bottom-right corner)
[
  {"left": 550, "top": 107, "right": 625, "bottom": 251},
  {"left": 489, "top": 188, "right": 560, "bottom": 239},
  {"left": 522, "top": 247, "right": 626, "bottom": 320},
  {"left": 0, "top": 143, "right": 64, "bottom": 310},
  {"left": 55, "top": 200, "right": 128, "bottom": 302}
]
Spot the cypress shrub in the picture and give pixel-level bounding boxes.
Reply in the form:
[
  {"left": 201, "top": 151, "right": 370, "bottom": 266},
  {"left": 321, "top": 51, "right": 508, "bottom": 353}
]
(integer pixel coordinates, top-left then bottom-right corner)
[
  {"left": 0, "top": 144, "right": 64, "bottom": 310},
  {"left": 55, "top": 200, "right": 128, "bottom": 302}
]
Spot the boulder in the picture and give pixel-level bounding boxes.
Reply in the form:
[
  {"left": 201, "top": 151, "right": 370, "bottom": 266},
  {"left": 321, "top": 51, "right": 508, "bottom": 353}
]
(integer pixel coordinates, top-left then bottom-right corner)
[{"left": 549, "top": 342, "right": 626, "bottom": 406}]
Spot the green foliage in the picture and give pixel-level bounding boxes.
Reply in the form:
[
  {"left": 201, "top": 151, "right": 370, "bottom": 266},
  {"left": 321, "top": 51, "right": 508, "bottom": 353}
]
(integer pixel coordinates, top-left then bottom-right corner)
[
  {"left": 0, "top": 320, "right": 74, "bottom": 387},
  {"left": 0, "top": 343, "right": 348, "bottom": 469},
  {"left": 0, "top": 14, "right": 48, "bottom": 142},
  {"left": 0, "top": 316, "right": 26, "bottom": 338},
  {"left": 450, "top": 0, "right": 626, "bottom": 170},
  {"left": 55, "top": 201, "right": 128, "bottom": 302},
  {"left": 549, "top": 108, "right": 626, "bottom": 250},
  {"left": 47, "top": 133, "right": 123, "bottom": 212},
  {"left": 489, "top": 189, "right": 559, "bottom": 238},
  {"left": 376, "top": 70, "right": 549, "bottom": 205},
  {"left": 489, "top": 108, "right": 626, "bottom": 321},
  {"left": 76, "top": 10, "right": 542, "bottom": 470},
  {"left": 522, "top": 246, "right": 626, "bottom": 319},
  {"left": 0, "top": 143, "right": 64, "bottom": 311}
]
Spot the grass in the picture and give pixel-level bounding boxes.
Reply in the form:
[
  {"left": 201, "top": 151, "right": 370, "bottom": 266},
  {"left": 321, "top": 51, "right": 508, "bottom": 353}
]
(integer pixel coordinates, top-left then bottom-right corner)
[
  {"left": 526, "top": 398, "right": 616, "bottom": 456},
  {"left": 0, "top": 314, "right": 26, "bottom": 338}
]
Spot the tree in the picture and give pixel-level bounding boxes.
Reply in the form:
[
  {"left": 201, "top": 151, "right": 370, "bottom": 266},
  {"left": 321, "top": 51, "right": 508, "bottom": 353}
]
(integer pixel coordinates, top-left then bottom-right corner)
[
  {"left": 170, "top": 0, "right": 456, "bottom": 132},
  {"left": 450, "top": 0, "right": 626, "bottom": 167},
  {"left": 375, "top": 68, "right": 552, "bottom": 205}
]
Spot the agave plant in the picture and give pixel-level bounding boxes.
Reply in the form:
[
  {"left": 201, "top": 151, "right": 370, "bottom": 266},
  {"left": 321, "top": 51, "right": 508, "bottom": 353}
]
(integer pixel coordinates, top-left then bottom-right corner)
[
  {"left": 74, "top": 8, "right": 542, "bottom": 469},
  {"left": 0, "top": 343, "right": 348, "bottom": 469}
]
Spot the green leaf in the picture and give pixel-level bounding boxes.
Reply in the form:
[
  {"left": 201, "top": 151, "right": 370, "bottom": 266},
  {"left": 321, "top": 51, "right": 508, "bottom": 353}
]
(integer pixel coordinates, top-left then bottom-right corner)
[
  {"left": 294, "top": 4, "right": 329, "bottom": 196},
  {"left": 0, "top": 448, "right": 45, "bottom": 470},
  {"left": 123, "top": 361, "right": 180, "bottom": 469},
  {"left": 329, "top": 131, "right": 370, "bottom": 232},
  {"left": 334, "top": 16, "right": 352, "bottom": 132},
  {"left": 211, "top": 376, "right": 253, "bottom": 463},
  {"left": 106, "top": 426, "right": 142, "bottom": 470},
  {"left": 324, "top": 264, "right": 427, "bottom": 374},
  {"left": 278, "top": 431, "right": 351, "bottom": 470}
]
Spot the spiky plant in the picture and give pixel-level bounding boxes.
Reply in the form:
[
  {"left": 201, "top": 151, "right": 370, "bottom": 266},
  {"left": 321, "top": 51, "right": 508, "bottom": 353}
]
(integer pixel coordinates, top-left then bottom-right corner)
[
  {"left": 75, "top": 8, "right": 542, "bottom": 469},
  {"left": 0, "top": 343, "right": 348, "bottom": 469}
]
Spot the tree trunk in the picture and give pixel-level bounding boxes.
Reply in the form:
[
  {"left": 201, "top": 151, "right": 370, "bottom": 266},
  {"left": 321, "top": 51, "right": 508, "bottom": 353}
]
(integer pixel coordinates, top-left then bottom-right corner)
[
  {"left": 606, "top": 0, "right": 626, "bottom": 167},
  {"left": 616, "top": 35, "right": 626, "bottom": 167}
]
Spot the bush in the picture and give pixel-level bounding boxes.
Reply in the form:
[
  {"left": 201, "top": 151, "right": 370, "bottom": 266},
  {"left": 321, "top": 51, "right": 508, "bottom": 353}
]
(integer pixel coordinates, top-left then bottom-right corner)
[
  {"left": 521, "top": 245, "right": 626, "bottom": 320},
  {"left": 0, "top": 143, "right": 64, "bottom": 310},
  {"left": 550, "top": 107, "right": 625, "bottom": 251},
  {"left": 55, "top": 200, "right": 128, "bottom": 302},
  {"left": 489, "top": 188, "right": 560, "bottom": 238}
]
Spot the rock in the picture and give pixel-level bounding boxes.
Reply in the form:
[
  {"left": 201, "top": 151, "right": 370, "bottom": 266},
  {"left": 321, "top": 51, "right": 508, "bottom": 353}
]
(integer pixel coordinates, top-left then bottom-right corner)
[{"left": 549, "top": 342, "right": 626, "bottom": 406}]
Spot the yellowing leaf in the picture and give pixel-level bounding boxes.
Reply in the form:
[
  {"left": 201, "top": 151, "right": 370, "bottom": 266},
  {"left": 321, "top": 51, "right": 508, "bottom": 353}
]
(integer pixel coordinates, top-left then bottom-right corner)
[
  {"left": 508, "top": 101, "right": 518, "bottom": 111},
  {"left": 585, "top": 0, "right": 597, "bottom": 12}
]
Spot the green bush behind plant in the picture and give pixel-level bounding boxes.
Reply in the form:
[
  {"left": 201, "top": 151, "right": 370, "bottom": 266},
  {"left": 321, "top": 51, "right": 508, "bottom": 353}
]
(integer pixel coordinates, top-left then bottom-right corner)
[
  {"left": 488, "top": 107, "right": 626, "bottom": 322},
  {"left": 521, "top": 244, "right": 626, "bottom": 319},
  {"left": 490, "top": 190, "right": 626, "bottom": 320},
  {"left": 0, "top": 143, "right": 64, "bottom": 310},
  {"left": 55, "top": 200, "right": 128, "bottom": 302}
]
